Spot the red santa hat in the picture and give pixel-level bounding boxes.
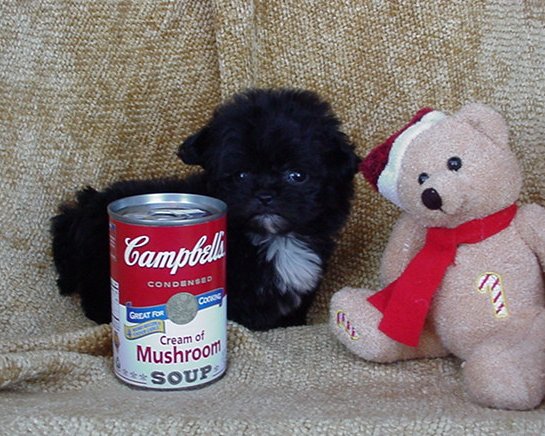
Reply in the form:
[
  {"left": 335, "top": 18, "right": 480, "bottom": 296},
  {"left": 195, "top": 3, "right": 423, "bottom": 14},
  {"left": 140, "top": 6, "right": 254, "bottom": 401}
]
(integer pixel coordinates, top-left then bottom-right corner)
[{"left": 360, "top": 108, "right": 447, "bottom": 207}]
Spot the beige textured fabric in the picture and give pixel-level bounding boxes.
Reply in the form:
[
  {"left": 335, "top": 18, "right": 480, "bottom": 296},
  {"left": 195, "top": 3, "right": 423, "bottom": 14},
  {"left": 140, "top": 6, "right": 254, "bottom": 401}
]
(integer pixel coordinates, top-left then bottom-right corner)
[{"left": 1, "top": 0, "right": 544, "bottom": 433}]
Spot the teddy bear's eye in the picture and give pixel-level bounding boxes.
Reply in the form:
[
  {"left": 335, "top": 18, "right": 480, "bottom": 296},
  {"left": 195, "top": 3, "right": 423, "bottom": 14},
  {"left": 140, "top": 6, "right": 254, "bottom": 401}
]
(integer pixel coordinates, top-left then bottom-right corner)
[
  {"left": 418, "top": 173, "right": 429, "bottom": 185},
  {"left": 447, "top": 157, "right": 462, "bottom": 171}
]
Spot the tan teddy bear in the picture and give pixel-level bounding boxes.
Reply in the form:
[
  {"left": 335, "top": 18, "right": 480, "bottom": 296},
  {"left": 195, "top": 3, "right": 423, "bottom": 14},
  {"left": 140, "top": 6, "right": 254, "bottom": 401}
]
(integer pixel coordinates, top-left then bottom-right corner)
[{"left": 330, "top": 103, "right": 545, "bottom": 410}]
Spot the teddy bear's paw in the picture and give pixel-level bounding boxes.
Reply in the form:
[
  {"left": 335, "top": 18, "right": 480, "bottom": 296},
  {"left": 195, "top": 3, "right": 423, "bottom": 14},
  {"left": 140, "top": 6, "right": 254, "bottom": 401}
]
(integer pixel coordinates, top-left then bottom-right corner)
[
  {"left": 329, "top": 287, "right": 405, "bottom": 362},
  {"left": 462, "top": 345, "right": 545, "bottom": 410}
]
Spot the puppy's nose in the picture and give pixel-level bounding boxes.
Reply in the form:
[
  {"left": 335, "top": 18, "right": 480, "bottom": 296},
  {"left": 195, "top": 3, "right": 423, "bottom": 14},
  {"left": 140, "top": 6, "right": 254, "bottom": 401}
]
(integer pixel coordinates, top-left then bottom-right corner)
[
  {"left": 421, "top": 188, "right": 443, "bottom": 210},
  {"left": 256, "top": 192, "right": 273, "bottom": 206}
]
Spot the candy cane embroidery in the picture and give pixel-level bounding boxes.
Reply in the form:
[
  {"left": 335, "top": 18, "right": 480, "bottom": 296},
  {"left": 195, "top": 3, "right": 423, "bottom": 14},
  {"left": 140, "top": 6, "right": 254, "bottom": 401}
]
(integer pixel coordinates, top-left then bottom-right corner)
[
  {"left": 477, "top": 272, "right": 509, "bottom": 319},
  {"left": 336, "top": 310, "right": 360, "bottom": 340}
]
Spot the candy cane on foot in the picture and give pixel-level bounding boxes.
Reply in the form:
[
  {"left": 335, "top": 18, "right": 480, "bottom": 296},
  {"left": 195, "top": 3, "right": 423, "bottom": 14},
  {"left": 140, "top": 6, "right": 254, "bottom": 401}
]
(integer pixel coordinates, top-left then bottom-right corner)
[
  {"left": 477, "top": 272, "right": 509, "bottom": 319},
  {"left": 336, "top": 310, "right": 360, "bottom": 340}
]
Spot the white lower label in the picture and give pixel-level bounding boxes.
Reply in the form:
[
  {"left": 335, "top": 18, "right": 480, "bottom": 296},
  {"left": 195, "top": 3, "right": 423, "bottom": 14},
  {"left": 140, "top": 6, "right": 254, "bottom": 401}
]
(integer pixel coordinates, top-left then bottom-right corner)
[{"left": 112, "top": 292, "right": 227, "bottom": 389}]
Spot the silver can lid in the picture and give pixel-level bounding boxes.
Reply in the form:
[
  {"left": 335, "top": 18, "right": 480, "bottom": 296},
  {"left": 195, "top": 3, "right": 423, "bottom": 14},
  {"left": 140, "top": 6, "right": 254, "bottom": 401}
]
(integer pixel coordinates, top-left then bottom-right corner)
[{"left": 108, "top": 193, "right": 226, "bottom": 226}]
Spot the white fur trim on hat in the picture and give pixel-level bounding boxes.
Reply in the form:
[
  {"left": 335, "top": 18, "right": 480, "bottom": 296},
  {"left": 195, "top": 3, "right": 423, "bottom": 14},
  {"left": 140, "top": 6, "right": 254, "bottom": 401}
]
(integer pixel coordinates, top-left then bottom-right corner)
[{"left": 377, "top": 110, "right": 447, "bottom": 208}]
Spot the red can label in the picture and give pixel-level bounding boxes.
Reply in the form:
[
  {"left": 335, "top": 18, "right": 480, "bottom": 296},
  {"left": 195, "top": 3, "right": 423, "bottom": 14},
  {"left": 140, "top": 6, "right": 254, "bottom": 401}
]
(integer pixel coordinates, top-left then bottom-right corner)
[{"left": 109, "top": 194, "right": 227, "bottom": 390}]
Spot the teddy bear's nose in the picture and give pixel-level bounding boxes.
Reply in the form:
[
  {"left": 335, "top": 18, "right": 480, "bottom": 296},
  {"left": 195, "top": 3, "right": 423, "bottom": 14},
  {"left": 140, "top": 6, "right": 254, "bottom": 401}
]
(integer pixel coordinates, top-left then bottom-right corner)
[{"left": 421, "top": 188, "right": 443, "bottom": 210}]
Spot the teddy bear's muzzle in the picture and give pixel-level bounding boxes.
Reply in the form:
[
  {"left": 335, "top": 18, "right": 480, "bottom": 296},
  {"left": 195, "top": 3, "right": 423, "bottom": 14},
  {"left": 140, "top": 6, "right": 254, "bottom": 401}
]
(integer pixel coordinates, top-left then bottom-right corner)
[{"left": 421, "top": 188, "right": 443, "bottom": 210}]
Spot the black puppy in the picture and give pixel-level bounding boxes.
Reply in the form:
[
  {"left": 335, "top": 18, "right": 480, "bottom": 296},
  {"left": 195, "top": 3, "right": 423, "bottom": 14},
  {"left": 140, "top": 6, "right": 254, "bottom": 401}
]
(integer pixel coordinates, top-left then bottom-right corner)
[{"left": 52, "top": 88, "right": 359, "bottom": 330}]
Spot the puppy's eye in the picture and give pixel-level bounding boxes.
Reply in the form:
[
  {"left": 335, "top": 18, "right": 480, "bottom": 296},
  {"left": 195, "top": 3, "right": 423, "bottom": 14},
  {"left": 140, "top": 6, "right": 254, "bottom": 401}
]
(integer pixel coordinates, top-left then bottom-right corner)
[
  {"left": 447, "top": 157, "right": 462, "bottom": 171},
  {"left": 234, "top": 171, "right": 250, "bottom": 182},
  {"left": 285, "top": 171, "right": 307, "bottom": 184},
  {"left": 418, "top": 173, "right": 429, "bottom": 185}
]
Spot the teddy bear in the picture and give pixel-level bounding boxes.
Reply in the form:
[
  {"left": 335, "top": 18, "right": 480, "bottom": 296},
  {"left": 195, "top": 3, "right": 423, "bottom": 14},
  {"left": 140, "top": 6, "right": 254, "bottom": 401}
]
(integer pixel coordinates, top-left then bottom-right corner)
[{"left": 330, "top": 103, "right": 545, "bottom": 410}]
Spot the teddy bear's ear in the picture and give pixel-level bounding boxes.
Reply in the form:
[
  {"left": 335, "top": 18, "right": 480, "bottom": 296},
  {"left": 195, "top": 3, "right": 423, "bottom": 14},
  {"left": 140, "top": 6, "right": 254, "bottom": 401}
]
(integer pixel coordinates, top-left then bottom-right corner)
[{"left": 452, "top": 103, "right": 509, "bottom": 148}]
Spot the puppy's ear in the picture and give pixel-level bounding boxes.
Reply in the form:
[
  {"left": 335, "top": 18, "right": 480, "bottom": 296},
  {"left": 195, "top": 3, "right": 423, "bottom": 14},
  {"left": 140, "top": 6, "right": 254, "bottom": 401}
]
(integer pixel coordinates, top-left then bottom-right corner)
[
  {"left": 177, "top": 126, "right": 210, "bottom": 166},
  {"left": 325, "top": 132, "right": 361, "bottom": 182}
]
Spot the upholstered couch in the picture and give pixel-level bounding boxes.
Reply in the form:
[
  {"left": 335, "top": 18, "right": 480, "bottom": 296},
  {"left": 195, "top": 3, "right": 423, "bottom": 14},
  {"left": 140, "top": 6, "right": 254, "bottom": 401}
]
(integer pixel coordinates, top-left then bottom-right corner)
[{"left": 1, "top": 1, "right": 544, "bottom": 433}]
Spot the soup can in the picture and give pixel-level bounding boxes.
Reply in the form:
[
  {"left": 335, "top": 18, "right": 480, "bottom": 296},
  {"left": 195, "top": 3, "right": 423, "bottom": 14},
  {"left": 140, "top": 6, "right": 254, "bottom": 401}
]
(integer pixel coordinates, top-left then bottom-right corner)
[{"left": 108, "top": 193, "right": 227, "bottom": 389}]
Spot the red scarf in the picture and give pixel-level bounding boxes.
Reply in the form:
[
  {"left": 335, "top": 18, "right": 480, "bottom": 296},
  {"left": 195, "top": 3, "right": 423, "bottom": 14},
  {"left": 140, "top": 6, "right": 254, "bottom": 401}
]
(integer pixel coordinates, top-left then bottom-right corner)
[{"left": 368, "top": 204, "right": 518, "bottom": 347}]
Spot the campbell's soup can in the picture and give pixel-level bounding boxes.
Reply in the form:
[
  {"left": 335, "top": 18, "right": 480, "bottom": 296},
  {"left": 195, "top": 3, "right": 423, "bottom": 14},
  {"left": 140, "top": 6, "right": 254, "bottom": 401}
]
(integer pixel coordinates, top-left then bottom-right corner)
[{"left": 108, "top": 193, "right": 227, "bottom": 390}]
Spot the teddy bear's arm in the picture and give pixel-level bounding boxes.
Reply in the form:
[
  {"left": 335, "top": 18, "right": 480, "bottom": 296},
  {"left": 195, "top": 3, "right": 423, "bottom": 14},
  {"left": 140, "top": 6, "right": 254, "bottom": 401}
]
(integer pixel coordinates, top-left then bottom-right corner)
[
  {"left": 380, "top": 211, "right": 426, "bottom": 286},
  {"left": 515, "top": 203, "right": 545, "bottom": 268}
]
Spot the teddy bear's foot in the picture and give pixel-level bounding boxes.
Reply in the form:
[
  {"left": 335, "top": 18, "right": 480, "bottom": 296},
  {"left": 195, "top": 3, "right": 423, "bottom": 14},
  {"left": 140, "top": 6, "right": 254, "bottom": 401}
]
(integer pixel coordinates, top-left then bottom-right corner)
[
  {"left": 463, "top": 347, "right": 545, "bottom": 410},
  {"left": 329, "top": 287, "right": 447, "bottom": 362},
  {"left": 330, "top": 287, "right": 401, "bottom": 362},
  {"left": 462, "top": 311, "right": 545, "bottom": 410}
]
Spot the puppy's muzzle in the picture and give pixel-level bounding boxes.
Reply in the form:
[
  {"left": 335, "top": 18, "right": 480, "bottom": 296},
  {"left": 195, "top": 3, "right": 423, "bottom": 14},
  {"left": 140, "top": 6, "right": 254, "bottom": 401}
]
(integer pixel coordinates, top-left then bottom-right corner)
[
  {"left": 256, "top": 191, "right": 274, "bottom": 206},
  {"left": 251, "top": 214, "right": 288, "bottom": 234}
]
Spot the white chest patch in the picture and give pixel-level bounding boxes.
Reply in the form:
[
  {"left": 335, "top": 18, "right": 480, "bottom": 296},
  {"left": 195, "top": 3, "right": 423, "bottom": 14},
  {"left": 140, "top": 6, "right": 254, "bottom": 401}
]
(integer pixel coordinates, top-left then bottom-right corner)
[{"left": 250, "top": 233, "right": 323, "bottom": 295}]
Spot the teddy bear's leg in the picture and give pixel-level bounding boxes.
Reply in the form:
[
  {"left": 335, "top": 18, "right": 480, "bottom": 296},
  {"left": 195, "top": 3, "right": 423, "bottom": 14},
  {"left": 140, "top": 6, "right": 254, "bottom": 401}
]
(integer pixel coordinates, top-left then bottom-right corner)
[
  {"left": 329, "top": 287, "right": 448, "bottom": 362},
  {"left": 462, "top": 310, "right": 545, "bottom": 410}
]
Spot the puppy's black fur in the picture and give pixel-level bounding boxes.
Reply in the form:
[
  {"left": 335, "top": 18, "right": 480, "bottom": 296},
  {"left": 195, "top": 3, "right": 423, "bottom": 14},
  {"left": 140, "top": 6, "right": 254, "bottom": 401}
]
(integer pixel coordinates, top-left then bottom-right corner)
[{"left": 51, "top": 88, "right": 359, "bottom": 330}]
